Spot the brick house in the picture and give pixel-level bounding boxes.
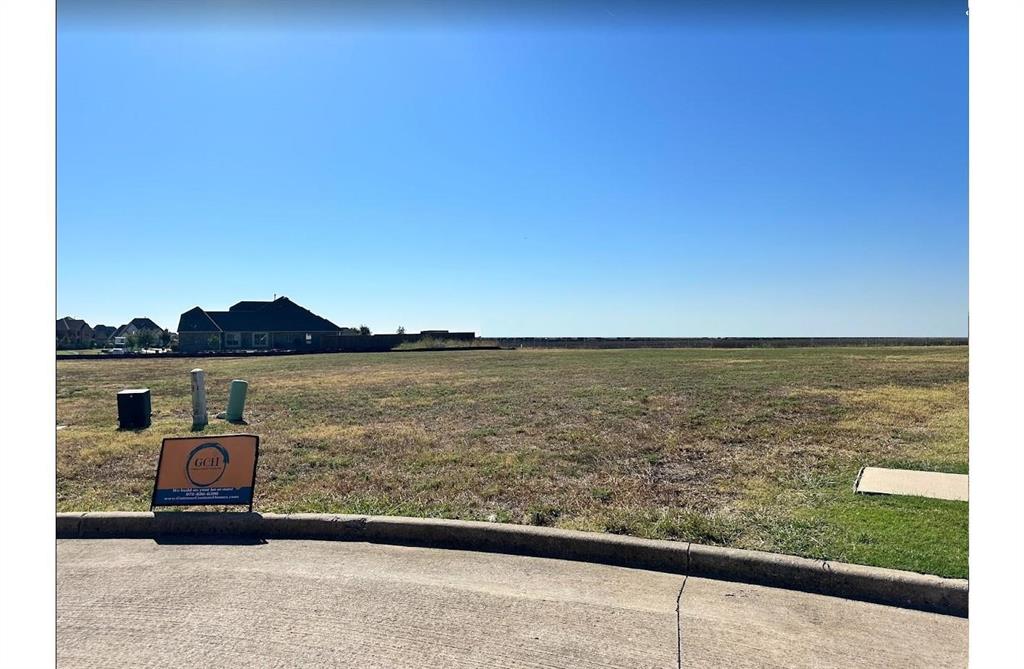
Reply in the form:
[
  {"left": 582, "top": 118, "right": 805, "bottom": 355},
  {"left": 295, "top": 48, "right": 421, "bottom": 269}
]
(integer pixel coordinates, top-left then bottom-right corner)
[
  {"left": 176, "top": 297, "right": 345, "bottom": 353},
  {"left": 56, "top": 317, "right": 94, "bottom": 348},
  {"left": 91, "top": 324, "right": 116, "bottom": 345},
  {"left": 112, "top": 318, "right": 166, "bottom": 344}
]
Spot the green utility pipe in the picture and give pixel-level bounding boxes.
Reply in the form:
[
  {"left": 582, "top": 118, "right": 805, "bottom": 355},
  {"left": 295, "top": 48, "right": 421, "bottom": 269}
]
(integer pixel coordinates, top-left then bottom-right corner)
[{"left": 225, "top": 379, "right": 248, "bottom": 422}]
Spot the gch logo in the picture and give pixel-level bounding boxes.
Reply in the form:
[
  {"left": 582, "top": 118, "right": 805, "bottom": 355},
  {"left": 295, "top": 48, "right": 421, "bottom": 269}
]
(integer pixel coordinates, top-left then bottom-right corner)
[{"left": 186, "top": 442, "right": 229, "bottom": 487}]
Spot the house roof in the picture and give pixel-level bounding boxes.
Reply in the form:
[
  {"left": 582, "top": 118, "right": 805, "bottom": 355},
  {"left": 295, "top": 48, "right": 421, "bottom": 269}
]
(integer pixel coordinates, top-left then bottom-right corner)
[
  {"left": 129, "top": 317, "right": 162, "bottom": 330},
  {"left": 93, "top": 325, "right": 116, "bottom": 337},
  {"left": 57, "top": 317, "right": 90, "bottom": 334},
  {"left": 112, "top": 318, "right": 163, "bottom": 337},
  {"left": 177, "top": 307, "right": 223, "bottom": 333},
  {"left": 230, "top": 301, "right": 272, "bottom": 312},
  {"left": 177, "top": 297, "right": 342, "bottom": 333}
]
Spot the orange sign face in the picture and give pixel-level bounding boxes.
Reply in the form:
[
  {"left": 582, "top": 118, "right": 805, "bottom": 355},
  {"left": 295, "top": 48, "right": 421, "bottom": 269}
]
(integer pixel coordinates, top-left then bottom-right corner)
[{"left": 151, "top": 434, "right": 260, "bottom": 509}]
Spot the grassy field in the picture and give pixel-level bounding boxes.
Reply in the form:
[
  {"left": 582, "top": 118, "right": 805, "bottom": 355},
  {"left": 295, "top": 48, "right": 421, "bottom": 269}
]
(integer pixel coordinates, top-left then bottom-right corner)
[{"left": 56, "top": 346, "right": 968, "bottom": 578}]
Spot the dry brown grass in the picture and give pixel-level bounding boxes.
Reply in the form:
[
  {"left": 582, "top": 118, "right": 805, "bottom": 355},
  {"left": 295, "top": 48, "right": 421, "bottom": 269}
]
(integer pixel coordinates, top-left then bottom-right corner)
[{"left": 57, "top": 346, "right": 968, "bottom": 575}]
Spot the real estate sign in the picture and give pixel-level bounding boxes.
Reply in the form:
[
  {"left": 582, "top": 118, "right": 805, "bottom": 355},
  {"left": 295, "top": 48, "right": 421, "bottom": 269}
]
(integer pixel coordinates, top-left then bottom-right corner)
[{"left": 151, "top": 434, "right": 259, "bottom": 509}]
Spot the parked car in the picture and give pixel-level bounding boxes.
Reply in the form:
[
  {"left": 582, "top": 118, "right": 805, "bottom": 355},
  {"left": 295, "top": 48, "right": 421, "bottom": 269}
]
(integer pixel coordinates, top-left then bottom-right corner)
[{"left": 107, "top": 347, "right": 126, "bottom": 355}]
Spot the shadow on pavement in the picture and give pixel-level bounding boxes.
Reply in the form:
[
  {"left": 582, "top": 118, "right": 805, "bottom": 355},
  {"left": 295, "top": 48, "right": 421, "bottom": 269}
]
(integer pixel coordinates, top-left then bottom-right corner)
[{"left": 153, "top": 534, "right": 267, "bottom": 546}]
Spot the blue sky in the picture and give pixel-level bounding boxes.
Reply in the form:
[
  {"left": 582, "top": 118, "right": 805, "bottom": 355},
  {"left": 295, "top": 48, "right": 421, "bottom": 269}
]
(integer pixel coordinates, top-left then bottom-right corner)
[{"left": 57, "top": 2, "right": 967, "bottom": 336}]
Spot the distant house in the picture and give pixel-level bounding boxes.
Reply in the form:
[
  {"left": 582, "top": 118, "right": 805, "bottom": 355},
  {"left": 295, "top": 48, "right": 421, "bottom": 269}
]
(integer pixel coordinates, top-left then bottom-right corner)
[
  {"left": 112, "top": 318, "right": 165, "bottom": 342},
  {"left": 92, "top": 324, "right": 116, "bottom": 345},
  {"left": 56, "top": 317, "right": 94, "bottom": 348},
  {"left": 177, "top": 297, "right": 345, "bottom": 353}
]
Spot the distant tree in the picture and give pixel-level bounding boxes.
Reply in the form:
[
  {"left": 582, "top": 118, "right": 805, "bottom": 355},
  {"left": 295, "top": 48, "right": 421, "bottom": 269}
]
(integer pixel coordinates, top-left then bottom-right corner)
[
  {"left": 160, "top": 330, "right": 172, "bottom": 347},
  {"left": 135, "top": 331, "right": 156, "bottom": 349},
  {"left": 359, "top": 325, "right": 371, "bottom": 336},
  {"left": 396, "top": 326, "right": 406, "bottom": 335},
  {"left": 208, "top": 334, "right": 221, "bottom": 350}
]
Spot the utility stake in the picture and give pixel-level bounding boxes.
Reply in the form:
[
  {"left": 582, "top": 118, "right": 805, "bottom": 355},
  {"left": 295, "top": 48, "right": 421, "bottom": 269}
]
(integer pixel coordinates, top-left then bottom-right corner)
[{"left": 191, "top": 368, "right": 208, "bottom": 429}]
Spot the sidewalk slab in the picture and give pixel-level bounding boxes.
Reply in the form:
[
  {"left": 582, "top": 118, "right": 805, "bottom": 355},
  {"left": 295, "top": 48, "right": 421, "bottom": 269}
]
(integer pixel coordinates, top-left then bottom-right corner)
[
  {"left": 679, "top": 576, "right": 967, "bottom": 668},
  {"left": 58, "top": 539, "right": 681, "bottom": 669},
  {"left": 856, "top": 467, "right": 968, "bottom": 501}
]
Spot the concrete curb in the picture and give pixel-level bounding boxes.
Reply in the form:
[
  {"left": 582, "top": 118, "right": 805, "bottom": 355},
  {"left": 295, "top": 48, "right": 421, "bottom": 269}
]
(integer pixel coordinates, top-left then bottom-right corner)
[{"left": 56, "top": 512, "right": 967, "bottom": 617}]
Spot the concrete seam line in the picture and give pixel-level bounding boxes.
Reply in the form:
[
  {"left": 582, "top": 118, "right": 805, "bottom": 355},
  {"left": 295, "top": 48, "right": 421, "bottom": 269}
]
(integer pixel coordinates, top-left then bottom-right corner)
[
  {"left": 55, "top": 512, "right": 967, "bottom": 616},
  {"left": 675, "top": 575, "right": 687, "bottom": 669}
]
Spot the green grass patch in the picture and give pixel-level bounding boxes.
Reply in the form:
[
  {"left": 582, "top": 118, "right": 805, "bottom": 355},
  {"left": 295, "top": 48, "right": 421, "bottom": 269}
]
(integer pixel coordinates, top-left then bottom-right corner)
[{"left": 821, "top": 494, "right": 967, "bottom": 578}]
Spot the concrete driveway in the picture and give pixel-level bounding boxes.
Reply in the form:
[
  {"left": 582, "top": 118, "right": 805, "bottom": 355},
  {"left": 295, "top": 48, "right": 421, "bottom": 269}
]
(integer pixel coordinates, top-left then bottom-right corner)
[{"left": 57, "top": 539, "right": 967, "bottom": 668}]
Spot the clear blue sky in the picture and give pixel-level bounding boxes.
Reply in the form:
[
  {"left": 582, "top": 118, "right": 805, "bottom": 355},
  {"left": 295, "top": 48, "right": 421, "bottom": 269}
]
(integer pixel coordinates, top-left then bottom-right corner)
[{"left": 57, "top": 2, "right": 967, "bottom": 336}]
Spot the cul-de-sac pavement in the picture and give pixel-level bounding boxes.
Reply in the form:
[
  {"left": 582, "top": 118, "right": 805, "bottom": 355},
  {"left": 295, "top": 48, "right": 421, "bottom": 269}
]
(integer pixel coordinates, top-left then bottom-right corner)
[{"left": 57, "top": 538, "right": 967, "bottom": 668}]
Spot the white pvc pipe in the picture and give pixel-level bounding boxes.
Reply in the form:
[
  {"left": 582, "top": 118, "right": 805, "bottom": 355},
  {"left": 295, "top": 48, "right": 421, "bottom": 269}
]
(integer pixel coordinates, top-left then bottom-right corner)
[{"left": 191, "top": 368, "right": 207, "bottom": 429}]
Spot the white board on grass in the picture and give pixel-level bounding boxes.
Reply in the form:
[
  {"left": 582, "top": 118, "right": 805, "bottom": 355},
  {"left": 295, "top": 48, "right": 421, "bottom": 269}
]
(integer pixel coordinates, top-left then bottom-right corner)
[{"left": 855, "top": 467, "right": 968, "bottom": 502}]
